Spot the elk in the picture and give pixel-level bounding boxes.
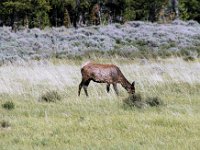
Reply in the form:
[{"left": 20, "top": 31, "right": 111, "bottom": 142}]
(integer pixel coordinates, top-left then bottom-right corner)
[{"left": 78, "top": 61, "right": 135, "bottom": 96}]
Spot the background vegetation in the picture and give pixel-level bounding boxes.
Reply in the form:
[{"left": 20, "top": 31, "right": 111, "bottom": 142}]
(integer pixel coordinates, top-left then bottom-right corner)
[
  {"left": 0, "top": 0, "right": 200, "bottom": 29},
  {"left": 1, "top": 1, "right": 200, "bottom": 149}
]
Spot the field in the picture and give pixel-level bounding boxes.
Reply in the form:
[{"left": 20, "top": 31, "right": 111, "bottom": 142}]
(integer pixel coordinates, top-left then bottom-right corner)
[{"left": 0, "top": 57, "right": 200, "bottom": 149}]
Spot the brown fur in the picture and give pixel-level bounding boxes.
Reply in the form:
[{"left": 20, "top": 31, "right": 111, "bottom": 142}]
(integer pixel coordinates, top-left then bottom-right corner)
[{"left": 78, "top": 62, "right": 135, "bottom": 96}]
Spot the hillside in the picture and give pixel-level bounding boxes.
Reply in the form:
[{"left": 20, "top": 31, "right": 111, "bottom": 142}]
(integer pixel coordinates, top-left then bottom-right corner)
[{"left": 0, "top": 20, "right": 200, "bottom": 64}]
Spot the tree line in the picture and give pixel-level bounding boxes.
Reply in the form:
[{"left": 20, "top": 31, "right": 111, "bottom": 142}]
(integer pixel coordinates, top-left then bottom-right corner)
[{"left": 0, "top": 0, "right": 200, "bottom": 30}]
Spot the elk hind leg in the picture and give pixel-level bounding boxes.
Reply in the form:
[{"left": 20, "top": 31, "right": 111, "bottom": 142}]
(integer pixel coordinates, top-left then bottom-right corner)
[
  {"left": 78, "top": 80, "right": 84, "bottom": 96},
  {"left": 83, "top": 80, "right": 90, "bottom": 97},
  {"left": 106, "top": 84, "right": 110, "bottom": 93}
]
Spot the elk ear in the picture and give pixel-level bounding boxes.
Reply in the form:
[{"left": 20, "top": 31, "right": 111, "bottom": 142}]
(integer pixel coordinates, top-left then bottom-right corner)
[{"left": 131, "top": 81, "right": 135, "bottom": 86}]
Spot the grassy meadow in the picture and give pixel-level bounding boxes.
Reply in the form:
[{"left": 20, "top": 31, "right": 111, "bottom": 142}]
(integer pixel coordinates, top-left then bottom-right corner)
[{"left": 0, "top": 57, "right": 200, "bottom": 150}]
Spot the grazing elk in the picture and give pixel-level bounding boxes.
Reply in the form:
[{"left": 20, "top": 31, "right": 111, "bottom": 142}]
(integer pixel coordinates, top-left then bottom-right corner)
[{"left": 78, "top": 61, "right": 135, "bottom": 96}]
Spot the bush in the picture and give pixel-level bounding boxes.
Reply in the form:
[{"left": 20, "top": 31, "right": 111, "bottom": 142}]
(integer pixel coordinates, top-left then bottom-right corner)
[
  {"left": 123, "top": 93, "right": 164, "bottom": 109},
  {"left": 183, "top": 56, "right": 196, "bottom": 61},
  {"left": 1, "top": 120, "right": 11, "bottom": 128},
  {"left": 123, "top": 93, "right": 146, "bottom": 109},
  {"left": 2, "top": 101, "right": 15, "bottom": 110},
  {"left": 146, "top": 96, "right": 164, "bottom": 107},
  {"left": 40, "top": 90, "right": 61, "bottom": 103}
]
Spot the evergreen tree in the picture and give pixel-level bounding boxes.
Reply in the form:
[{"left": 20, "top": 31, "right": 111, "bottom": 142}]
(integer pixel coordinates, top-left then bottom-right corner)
[
  {"left": 1, "top": 0, "right": 200, "bottom": 29},
  {"left": 0, "top": 0, "right": 31, "bottom": 28},
  {"left": 179, "top": 0, "right": 200, "bottom": 22},
  {"left": 30, "top": 0, "right": 51, "bottom": 29},
  {"left": 63, "top": 8, "right": 71, "bottom": 27}
]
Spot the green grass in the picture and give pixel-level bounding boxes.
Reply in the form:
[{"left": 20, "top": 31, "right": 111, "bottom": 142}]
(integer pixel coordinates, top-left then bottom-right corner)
[
  {"left": 0, "top": 82, "right": 200, "bottom": 150},
  {"left": 0, "top": 58, "right": 200, "bottom": 149}
]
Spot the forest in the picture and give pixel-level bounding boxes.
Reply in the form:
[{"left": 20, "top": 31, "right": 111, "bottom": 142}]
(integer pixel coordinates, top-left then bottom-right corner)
[{"left": 0, "top": 0, "right": 200, "bottom": 29}]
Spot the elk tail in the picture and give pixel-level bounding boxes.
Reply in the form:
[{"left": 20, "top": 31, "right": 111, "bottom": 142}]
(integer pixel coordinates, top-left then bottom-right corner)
[{"left": 81, "top": 61, "right": 92, "bottom": 68}]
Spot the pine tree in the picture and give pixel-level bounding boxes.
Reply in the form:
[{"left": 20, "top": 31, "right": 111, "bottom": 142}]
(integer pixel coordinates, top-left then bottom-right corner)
[
  {"left": 64, "top": 8, "right": 71, "bottom": 28},
  {"left": 30, "top": 0, "right": 51, "bottom": 29},
  {"left": 0, "top": 0, "right": 31, "bottom": 29}
]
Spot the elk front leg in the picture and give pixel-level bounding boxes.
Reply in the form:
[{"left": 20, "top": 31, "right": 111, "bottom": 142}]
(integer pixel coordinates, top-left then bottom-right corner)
[{"left": 113, "top": 83, "right": 119, "bottom": 95}]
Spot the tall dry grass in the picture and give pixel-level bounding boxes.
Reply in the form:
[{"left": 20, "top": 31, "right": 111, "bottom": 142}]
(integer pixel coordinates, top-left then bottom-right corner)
[{"left": 0, "top": 58, "right": 199, "bottom": 96}]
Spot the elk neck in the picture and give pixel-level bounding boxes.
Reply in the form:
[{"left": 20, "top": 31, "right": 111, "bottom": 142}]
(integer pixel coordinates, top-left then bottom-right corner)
[{"left": 120, "top": 76, "right": 132, "bottom": 91}]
